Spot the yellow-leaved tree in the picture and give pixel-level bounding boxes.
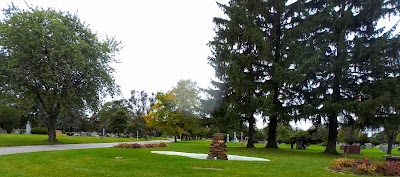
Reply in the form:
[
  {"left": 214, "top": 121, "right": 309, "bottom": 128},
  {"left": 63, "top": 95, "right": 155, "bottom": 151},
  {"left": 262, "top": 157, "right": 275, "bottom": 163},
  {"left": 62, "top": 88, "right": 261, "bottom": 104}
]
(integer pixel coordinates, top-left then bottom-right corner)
[{"left": 143, "top": 92, "right": 186, "bottom": 142}]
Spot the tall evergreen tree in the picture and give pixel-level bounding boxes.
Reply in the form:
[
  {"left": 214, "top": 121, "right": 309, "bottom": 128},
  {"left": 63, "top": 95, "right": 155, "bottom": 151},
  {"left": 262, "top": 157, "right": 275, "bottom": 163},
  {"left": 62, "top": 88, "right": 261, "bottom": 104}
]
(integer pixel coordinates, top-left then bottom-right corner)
[
  {"left": 290, "top": 0, "right": 400, "bottom": 154},
  {"left": 210, "top": 0, "right": 270, "bottom": 148},
  {"left": 209, "top": 0, "right": 303, "bottom": 148}
]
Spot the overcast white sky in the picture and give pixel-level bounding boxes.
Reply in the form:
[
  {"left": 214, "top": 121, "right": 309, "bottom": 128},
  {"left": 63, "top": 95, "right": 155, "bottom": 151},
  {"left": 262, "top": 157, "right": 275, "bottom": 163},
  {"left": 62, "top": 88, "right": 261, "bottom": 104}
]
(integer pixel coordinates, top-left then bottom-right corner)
[{"left": 0, "top": 0, "right": 231, "bottom": 95}]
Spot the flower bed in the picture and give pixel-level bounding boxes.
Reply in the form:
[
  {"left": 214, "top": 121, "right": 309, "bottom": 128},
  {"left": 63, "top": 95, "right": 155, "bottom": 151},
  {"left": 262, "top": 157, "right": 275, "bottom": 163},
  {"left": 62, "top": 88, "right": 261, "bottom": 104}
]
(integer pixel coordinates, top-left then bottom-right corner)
[
  {"left": 330, "top": 158, "right": 400, "bottom": 176},
  {"left": 114, "top": 142, "right": 168, "bottom": 149}
]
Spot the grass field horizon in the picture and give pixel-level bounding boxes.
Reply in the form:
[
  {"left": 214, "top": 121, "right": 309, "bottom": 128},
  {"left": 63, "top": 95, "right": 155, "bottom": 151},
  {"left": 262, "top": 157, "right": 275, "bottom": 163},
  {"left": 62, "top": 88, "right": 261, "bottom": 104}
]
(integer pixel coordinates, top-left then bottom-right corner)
[
  {"left": 0, "top": 134, "right": 166, "bottom": 147},
  {"left": 1, "top": 140, "right": 398, "bottom": 177}
]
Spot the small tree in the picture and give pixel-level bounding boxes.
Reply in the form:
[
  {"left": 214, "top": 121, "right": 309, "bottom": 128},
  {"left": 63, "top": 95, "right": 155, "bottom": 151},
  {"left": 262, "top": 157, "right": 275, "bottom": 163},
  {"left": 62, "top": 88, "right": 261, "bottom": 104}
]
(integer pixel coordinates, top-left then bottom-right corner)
[
  {"left": 109, "top": 109, "right": 129, "bottom": 134},
  {"left": 144, "top": 92, "right": 185, "bottom": 142},
  {"left": 0, "top": 105, "right": 20, "bottom": 133}
]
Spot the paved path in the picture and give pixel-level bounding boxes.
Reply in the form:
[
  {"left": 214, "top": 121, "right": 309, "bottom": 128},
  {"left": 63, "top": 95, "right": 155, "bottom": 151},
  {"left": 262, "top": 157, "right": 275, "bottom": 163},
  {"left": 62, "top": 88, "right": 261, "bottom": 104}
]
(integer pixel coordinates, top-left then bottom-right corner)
[{"left": 0, "top": 139, "right": 175, "bottom": 156}]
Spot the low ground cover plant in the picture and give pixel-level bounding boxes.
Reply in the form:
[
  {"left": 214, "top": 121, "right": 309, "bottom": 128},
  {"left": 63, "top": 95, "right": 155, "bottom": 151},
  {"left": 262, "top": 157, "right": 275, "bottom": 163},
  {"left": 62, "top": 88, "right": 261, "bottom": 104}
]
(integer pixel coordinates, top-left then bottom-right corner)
[
  {"left": 114, "top": 142, "right": 168, "bottom": 148},
  {"left": 330, "top": 157, "right": 400, "bottom": 176}
]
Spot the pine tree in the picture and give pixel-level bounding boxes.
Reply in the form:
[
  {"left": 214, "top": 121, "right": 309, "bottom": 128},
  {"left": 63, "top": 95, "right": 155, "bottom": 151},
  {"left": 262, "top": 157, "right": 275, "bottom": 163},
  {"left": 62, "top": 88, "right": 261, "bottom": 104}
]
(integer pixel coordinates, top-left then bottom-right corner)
[
  {"left": 290, "top": 0, "right": 400, "bottom": 154},
  {"left": 209, "top": 0, "right": 300, "bottom": 148}
]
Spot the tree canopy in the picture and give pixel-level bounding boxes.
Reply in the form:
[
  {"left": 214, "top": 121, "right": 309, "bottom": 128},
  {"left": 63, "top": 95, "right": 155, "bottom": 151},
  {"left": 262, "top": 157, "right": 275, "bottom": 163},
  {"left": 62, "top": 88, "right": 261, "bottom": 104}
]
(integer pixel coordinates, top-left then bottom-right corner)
[{"left": 0, "top": 6, "right": 120, "bottom": 141}]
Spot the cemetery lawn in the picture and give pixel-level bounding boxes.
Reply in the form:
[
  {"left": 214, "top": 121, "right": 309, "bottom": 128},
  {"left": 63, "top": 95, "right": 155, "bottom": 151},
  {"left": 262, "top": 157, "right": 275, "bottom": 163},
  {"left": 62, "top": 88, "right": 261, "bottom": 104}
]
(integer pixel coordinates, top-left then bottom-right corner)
[
  {"left": 0, "top": 134, "right": 164, "bottom": 147},
  {"left": 1, "top": 141, "right": 398, "bottom": 177}
]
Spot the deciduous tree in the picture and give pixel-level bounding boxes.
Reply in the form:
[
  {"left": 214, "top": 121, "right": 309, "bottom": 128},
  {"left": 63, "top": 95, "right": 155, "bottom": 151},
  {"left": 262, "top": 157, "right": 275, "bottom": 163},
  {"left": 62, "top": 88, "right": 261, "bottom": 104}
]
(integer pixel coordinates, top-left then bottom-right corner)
[{"left": 0, "top": 6, "right": 119, "bottom": 141}]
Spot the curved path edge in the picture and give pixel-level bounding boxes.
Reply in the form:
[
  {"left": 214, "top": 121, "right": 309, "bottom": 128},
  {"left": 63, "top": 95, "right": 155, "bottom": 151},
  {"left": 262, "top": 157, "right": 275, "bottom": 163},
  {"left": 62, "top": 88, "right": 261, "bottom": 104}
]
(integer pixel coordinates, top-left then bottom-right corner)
[{"left": 0, "top": 139, "right": 175, "bottom": 156}]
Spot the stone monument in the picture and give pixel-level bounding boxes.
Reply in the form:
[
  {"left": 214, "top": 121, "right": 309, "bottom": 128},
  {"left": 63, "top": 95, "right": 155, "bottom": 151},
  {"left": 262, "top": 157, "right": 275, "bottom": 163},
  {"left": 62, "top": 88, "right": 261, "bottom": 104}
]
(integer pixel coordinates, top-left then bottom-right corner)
[
  {"left": 207, "top": 133, "right": 228, "bottom": 160},
  {"left": 226, "top": 134, "right": 230, "bottom": 143},
  {"left": 233, "top": 132, "right": 237, "bottom": 144},
  {"left": 240, "top": 132, "right": 244, "bottom": 145},
  {"left": 25, "top": 121, "right": 31, "bottom": 134}
]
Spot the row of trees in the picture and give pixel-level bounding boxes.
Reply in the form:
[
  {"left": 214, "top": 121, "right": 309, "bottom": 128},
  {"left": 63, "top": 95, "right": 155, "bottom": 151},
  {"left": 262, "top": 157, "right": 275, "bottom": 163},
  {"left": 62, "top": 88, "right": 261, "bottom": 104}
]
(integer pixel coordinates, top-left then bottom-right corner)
[{"left": 207, "top": 0, "right": 400, "bottom": 154}]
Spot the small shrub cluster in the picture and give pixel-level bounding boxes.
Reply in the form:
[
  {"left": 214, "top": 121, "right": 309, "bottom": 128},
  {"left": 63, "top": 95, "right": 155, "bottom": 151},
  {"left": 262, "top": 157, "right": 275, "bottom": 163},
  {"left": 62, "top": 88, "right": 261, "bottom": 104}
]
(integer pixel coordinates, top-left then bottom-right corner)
[
  {"left": 114, "top": 142, "right": 168, "bottom": 149},
  {"left": 31, "top": 127, "right": 48, "bottom": 135},
  {"left": 330, "top": 158, "right": 400, "bottom": 176},
  {"left": 330, "top": 158, "right": 356, "bottom": 171}
]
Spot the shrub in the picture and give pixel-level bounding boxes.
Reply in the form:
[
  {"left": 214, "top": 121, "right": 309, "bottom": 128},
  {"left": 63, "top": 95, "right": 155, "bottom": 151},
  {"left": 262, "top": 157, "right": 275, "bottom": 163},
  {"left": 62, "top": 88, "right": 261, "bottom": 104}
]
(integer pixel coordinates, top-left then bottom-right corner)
[
  {"left": 373, "top": 162, "right": 400, "bottom": 176},
  {"left": 330, "top": 158, "right": 356, "bottom": 171},
  {"left": 65, "top": 132, "right": 73, "bottom": 136},
  {"left": 114, "top": 143, "right": 135, "bottom": 148},
  {"left": 159, "top": 142, "right": 168, "bottom": 147},
  {"left": 354, "top": 158, "right": 375, "bottom": 175},
  {"left": 114, "top": 143, "right": 167, "bottom": 149},
  {"left": 31, "top": 127, "right": 48, "bottom": 135},
  {"left": 354, "top": 163, "right": 375, "bottom": 175},
  {"left": 131, "top": 143, "right": 144, "bottom": 148},
  {"left": 143, "top": 143, "right": 159, "bottom": 148},
  {"left": 330, "top": 158, "right": 400, "bottom": 176}
]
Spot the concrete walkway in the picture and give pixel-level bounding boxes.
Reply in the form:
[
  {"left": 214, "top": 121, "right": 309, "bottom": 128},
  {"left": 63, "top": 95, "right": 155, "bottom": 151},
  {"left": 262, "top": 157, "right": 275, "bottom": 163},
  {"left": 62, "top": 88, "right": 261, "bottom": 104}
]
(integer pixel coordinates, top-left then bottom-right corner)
[{"left": 0, "top": 139, "right": 175, "bottom": 156}]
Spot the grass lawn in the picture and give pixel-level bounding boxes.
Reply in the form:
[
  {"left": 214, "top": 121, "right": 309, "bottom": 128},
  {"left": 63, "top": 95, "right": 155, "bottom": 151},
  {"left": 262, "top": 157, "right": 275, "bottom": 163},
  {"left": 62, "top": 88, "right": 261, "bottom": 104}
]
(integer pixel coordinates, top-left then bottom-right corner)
[
  {"left": 0, "top": 134, "right": 164, "bottom": 147},
  {"left": 1, "top": 140, "right": 398, "bottom": 177}
]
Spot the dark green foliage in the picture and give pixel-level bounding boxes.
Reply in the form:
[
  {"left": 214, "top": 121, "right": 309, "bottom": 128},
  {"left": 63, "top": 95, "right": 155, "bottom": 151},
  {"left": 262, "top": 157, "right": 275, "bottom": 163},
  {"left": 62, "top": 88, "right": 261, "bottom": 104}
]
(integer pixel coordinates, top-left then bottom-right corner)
[
  {"left": 31, "top": 127, "right": 48, "bottom": 135},
  {"left": 126, "top": 90, "right": 155, "bottom": 139},
  {"left": 0, "top": 6, "right": 120, "bottom": 141},
  {"left": 0, "top": 105, "right": 20, "bottom": 133},
  {"left": 209, "top": 0, "right": 297, "bottom": 148},
  {"left": 370, "top": 131, "right": 385, "bottom": 145},
  {"left": 290, "top": 0, "right": 400, "bottom": 154},
  {"left": 109, "top": 109, "right": 129, "bottom": 134}
]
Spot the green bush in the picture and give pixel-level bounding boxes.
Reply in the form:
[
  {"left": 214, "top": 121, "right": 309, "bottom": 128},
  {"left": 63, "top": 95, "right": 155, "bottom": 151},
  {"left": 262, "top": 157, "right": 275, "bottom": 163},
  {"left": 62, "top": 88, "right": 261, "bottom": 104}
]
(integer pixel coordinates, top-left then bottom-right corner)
[{"left": 31, "top": 127, "right": 48, "bottom": 134}]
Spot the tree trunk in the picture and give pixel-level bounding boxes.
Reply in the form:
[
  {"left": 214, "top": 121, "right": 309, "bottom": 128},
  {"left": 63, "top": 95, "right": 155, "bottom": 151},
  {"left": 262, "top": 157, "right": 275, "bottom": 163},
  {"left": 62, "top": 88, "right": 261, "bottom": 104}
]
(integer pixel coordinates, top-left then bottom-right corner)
[
  {"left": 246, "top": 116, "right": 255, "bottom": 148},
  {"left": 174, "top": 135, "right": 177, "bottom": 142},
  {"left": 324, "top": 114, "right": 338, "bottom": 154},
  {"left": 48, "top": 115, "right": 58, "bottom": 142},
  {"left": 387, "top": 134, "right": 395, "bottom": 155},
  {"left": 266, "top": 115, "right": 278, "bottom": 148}
]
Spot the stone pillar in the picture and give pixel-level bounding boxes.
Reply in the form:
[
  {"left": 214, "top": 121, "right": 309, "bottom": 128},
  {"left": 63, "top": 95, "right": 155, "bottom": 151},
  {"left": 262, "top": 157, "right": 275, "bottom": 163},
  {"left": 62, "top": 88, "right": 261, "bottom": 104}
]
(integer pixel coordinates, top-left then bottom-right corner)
[
  {"left": 25, "top": 121, "right": 31, "bottom": 134},
  {"left": 233, "top": 132, "right": 237, "bottom": 144},
  {"left": 240, "top": 132, "right": 244, "bottom": 145},
  {"left": 226, "top": 134, "right": 230, "bottom": 143}
]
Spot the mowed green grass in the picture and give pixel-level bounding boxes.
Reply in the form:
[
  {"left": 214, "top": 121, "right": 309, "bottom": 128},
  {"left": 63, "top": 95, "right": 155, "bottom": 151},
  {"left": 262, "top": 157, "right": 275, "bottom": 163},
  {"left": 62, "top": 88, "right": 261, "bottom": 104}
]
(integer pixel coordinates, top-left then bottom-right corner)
[
  {"left": 0, "top": 134, "right": 162, "bottom": 146},
  {"left": 1, "top": 141, "right": 398, "bottom": 177}
]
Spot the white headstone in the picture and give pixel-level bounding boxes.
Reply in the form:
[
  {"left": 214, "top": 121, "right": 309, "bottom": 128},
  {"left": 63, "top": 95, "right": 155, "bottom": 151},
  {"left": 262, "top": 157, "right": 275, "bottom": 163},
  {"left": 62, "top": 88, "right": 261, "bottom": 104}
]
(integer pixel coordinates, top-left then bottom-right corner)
[
  {"left": 226, "top": 134, "right": 230, "bottom": 142},
  {"left": 25, "top": 121, "right": 31, "bottom": 134},
  {"left": 233, "top": 132, "right": 237, "bottom": 144}
]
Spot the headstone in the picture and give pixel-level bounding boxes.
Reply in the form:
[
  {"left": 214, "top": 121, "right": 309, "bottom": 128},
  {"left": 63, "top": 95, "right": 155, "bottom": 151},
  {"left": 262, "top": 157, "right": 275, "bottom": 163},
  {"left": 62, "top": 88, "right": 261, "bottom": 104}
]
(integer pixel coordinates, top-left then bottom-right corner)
[
  {"left": 56, "top": 130, "right": 63, "bottom": 135},
  {"left": 91, "top": 132, "right": 97, "bottom": 136},
  {"left": 233, "top": 132, "right": 237, "bottom": 144},
  {"left": 381, "top": 146, "right": 388, "bottom": 152},
  {"left": 226, "top": 134, "right": 229, "bottom": 143},
  {"left": 0, "top": 128, "right": 6, "bottom": 134},
  {"left": 14, "top": 129, "right": 20, "bottom": 134},
  {"left": 296, "top": 141, "right": 304, "bottom": 149},
  {"left": 25, "top": 121, "right": 31, "bottom": 134},
  {"left": 240, "top": 132, "right": 244, "bottom": 145},
  {"left": 207, "top": 133, "right": 228, "bottom": 160},
  {"left": 343, "top": 145, "right": 361, "bottom": 155}
]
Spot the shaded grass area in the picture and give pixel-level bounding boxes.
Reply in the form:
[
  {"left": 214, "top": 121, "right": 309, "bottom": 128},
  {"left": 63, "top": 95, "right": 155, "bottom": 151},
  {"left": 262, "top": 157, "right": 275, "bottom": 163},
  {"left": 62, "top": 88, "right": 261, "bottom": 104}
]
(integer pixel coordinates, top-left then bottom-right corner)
[
  {"left": 0, "top": 134, "right": 164, "bottom": 147},
  {"left": 1, "top": 140, "right": 399, "bottom": 177}
]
